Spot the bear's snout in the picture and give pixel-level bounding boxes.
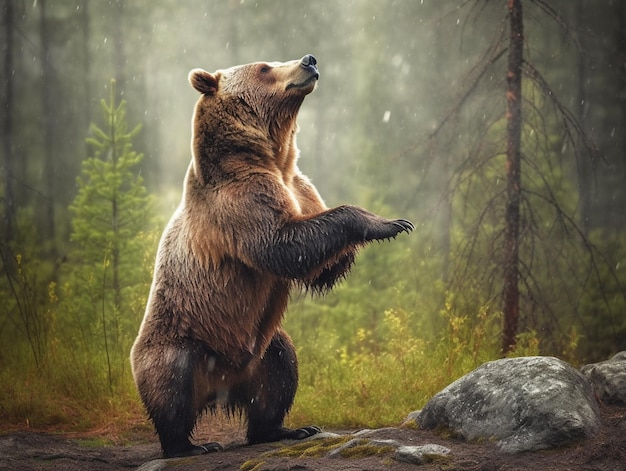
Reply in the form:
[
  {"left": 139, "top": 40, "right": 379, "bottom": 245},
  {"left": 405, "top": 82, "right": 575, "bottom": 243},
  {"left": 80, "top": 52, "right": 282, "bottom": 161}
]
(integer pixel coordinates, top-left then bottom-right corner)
[{"left": 300, "top": 54, "right": 318, "bottom": 76}]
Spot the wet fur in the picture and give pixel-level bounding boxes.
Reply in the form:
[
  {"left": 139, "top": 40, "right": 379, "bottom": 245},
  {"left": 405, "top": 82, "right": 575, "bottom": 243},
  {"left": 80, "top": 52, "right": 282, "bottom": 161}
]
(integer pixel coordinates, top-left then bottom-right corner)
[{"left": 131, "top": 56, "right": 413, "bottom": 458}]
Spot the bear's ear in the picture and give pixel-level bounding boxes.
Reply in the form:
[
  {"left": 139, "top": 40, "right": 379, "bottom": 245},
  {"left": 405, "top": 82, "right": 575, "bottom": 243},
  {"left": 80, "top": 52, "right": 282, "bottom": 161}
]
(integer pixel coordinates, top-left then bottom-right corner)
[{"left": 189, "top": 69, "right": 219, "bottom": 95}]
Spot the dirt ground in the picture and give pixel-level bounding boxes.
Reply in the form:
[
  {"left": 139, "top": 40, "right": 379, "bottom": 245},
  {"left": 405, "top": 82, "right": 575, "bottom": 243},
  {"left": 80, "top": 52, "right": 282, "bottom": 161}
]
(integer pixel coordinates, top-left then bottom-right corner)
[{"left": 1, "top": 404, "right": 624, "bottom": 471}]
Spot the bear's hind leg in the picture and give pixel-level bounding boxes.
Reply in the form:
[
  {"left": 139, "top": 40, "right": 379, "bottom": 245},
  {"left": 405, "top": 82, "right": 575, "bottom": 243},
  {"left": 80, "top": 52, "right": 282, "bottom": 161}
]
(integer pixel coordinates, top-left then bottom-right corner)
[
  {"left": 233, "top": 330, "right": 320, "bottom": 445},
  {"left": 135, "top": 343, "right": 222, "bottom": 458}
]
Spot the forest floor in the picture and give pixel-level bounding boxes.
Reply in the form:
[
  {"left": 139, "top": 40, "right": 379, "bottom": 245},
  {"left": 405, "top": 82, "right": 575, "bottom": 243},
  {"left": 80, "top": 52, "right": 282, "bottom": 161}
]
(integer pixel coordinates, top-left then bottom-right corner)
[{"left": 0, "top": 403, "right": 624, "bottom": 471}]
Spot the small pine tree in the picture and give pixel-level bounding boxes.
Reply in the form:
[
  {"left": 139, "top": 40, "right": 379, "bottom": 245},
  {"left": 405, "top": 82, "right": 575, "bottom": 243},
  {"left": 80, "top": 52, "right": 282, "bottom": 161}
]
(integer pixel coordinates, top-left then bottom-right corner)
[{"left": 68, "top": 80, "right": 155, "bottom": 388}]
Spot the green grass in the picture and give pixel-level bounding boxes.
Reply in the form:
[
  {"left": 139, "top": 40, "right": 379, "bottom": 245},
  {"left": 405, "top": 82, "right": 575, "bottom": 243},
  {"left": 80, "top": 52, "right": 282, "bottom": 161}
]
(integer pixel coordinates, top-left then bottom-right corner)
[
  {"left": 287, "top": 304, "right": 507, "bottom": 429},
  {"left": 0, "top": 297, "right": 541, "bottom": 437},
  {"left": 0, "top": 341, "right": 150, "bottom": 442}
]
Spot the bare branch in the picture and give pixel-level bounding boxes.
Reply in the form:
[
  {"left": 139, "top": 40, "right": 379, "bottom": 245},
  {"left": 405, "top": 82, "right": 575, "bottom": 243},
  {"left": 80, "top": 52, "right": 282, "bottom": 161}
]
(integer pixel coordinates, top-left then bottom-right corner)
[
  {"left": 429, "top": 47, "right": 508, "bottom": 140},
  {"left": 522, "top": 60, "right": 603, "bottom": 165},
  {"left": 528, "top": 0, "right": 582, "bottom": 52}
]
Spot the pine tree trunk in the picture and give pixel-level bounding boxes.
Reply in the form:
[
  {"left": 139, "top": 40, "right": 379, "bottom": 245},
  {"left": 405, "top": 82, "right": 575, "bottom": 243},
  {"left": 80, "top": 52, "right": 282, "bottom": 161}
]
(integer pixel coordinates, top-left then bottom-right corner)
[
  {"left": 39, "top": 0, "right": 57, "bottom": 258},
  {"left": 575, "top": 2, "right": 592, "bottom": 235},
  {"left": 111, "top": 1, "right": 126, "bottom": 101},
  {"left": 618, "top": 2, "right": 626, "bottom": 202},
  {"left": 2, "top": 0, "right": 15, "bottom": 245},
  {"left": 503, "top": 0, "right": 523, "bottom": 354},
  {"left": 80, "top": 0, "right": 92, "bottom": 134},
  {"left": 108, "top": 87, "right": 122, "bottom": 315}
]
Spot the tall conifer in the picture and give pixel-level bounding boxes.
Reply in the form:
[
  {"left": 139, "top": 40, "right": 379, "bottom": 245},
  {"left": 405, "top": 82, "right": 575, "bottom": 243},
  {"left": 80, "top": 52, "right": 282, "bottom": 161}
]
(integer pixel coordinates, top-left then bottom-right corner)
[{"left": 69, "top": 80, "right": 153, "bottom": 386}]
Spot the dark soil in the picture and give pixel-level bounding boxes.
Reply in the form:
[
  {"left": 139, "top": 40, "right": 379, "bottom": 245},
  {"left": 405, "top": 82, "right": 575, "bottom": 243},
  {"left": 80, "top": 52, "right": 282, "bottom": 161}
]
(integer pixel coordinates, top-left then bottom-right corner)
[{"left": 1, "top": 404, "right": 624, "bottom": 471}]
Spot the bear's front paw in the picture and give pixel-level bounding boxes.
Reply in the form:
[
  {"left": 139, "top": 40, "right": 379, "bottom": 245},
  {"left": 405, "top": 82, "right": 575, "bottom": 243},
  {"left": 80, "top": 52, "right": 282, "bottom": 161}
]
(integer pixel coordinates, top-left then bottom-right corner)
[{"left": 363, "top": 217, "right": 415, "bottom": 242}]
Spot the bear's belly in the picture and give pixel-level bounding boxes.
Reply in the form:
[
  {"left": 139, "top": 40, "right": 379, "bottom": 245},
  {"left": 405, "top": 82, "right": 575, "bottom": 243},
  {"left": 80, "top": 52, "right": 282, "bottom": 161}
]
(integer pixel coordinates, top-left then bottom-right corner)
[{"left": 149, "top": 263, "right": 290, "bottom": 364}]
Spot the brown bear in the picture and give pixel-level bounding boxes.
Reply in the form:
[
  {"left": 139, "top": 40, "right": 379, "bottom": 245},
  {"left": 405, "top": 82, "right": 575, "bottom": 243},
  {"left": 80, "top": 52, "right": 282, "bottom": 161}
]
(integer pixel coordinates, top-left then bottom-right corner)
[{"left": 130, "top": 54, "right": 414, "bottom": 458}]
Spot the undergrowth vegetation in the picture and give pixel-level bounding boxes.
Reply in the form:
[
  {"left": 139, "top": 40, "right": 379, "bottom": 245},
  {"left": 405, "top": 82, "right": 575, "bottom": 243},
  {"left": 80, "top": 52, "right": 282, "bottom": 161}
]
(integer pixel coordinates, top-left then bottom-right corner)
[
  {"left": 0, "top": 259, "right": 541, "bottom": 435},
  {"left": 286, "top": 280, "right": 507, "bottom": 428},
  {"left": 0, "top": 234, "right": 543, "bottom": 435},
  {"left": 0, "top": 189, "right": 605, "bottom": 436},
  {"left": 0, "top": 265, "right": 523, "bottom": 435}
]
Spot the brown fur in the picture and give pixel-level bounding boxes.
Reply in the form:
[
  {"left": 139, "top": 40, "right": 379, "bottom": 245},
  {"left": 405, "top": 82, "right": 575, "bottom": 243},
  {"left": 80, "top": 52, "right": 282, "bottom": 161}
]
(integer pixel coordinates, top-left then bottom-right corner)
[{"left": 130, "top": 55, "right": 413, "bottom": 458}]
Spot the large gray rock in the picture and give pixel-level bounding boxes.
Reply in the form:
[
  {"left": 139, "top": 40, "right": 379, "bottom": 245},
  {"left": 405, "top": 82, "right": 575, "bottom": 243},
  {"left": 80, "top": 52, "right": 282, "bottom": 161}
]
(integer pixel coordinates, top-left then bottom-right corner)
[
  {"left": 581, "top": 351, "right": 626, "bottom": 405},
  {"left": 416, "top": 356, "right": 600, "bottom": 453}
]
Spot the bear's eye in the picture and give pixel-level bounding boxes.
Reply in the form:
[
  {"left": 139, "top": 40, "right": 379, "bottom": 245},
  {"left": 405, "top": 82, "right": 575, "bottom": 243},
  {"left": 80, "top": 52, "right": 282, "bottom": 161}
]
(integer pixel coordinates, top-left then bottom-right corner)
[{"left": 259, "top": 65, "right": 270, "bottom": 74}]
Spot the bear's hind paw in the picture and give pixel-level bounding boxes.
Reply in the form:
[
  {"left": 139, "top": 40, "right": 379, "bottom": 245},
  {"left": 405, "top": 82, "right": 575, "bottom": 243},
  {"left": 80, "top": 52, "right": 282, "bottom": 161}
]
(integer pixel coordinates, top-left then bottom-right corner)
[
  {"left": 197, "top": 442, "right": 223, "bottom": 453},
  {"left": 278, "top": 425, "right": 322, "bottom": 442},
  {"left": 289, "top": 425, "right": 322, "bottom": 440},
  {"left": 248, "top": 425, "right": 321, "bottom": 445},
  {"left": 166, "top": 442, "right": 223, "bottom": 458}
]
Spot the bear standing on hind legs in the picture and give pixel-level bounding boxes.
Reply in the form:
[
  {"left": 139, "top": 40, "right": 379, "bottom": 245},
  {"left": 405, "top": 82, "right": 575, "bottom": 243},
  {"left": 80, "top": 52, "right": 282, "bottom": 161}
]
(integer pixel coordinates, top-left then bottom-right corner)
[{"left": 130, "top": 54, "right": 414, "bottom": 458}]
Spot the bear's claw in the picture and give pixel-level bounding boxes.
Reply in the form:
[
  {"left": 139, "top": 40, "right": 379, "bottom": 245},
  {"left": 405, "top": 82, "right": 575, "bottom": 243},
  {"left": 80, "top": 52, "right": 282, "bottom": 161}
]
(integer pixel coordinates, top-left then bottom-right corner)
[
  {"left": 292, "top": 425, "right": 322, "bottom": 439},
  {"left": 164, "top": 442, "right": 222, "bottom": 458},
  {"left": 248, "top": 425, "right": 322, "bottom": 445},
  {"left": 198, "top": 442, "right": 223, "bottom": 453},
  {"left": 393, "top": 219, "right": 415, "bottom": 234}
]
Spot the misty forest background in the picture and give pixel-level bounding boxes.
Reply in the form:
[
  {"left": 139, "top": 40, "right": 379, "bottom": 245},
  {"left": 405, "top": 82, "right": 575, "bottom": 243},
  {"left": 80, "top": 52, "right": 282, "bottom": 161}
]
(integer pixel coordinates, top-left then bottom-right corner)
[{"left": 1, "top": 1, "right": 625, "bottom": 434}]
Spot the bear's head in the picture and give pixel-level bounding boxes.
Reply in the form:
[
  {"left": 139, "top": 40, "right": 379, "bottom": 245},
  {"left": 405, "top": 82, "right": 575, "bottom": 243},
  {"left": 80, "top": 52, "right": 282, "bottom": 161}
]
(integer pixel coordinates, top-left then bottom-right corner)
[
  {"left": 187, "top": 55, "right": 319, "bottom": 185},
  {"left": 189, "top": 55, "right": 319, "bottom": 134}
]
